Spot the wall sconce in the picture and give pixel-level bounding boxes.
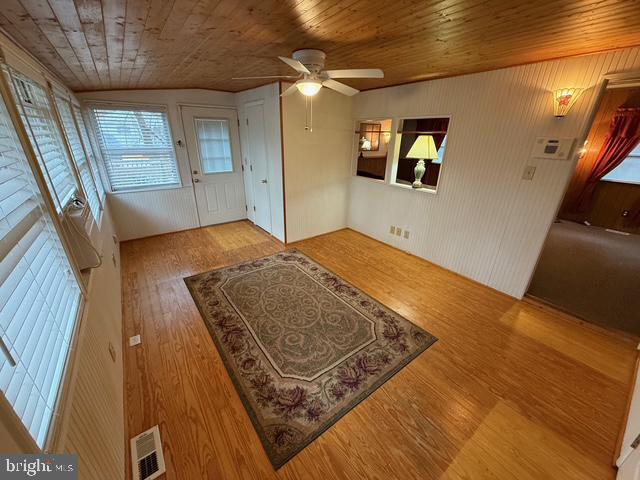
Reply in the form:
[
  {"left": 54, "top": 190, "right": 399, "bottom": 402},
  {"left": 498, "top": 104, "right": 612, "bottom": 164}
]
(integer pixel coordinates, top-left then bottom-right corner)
[{"left": 552, "top": 88, "right": 584, "bottom": 117}]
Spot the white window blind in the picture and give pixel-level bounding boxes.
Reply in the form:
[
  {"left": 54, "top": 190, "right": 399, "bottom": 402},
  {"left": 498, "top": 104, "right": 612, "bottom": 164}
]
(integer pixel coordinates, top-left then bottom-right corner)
[
  {"left": 90, "top": 105, "right": 180, "bottom": 191},
  {"left": 7, "top": 70, "right": 78, "bottom": 211},
  {"left": 0, "top": 88, "right": 82, "bottom": 448},
  {"left": 72, "top": 105, "right": 106, "bottom": 200},
  {"left": 54, "top": 95, "right": 101, "bottom": 221}
]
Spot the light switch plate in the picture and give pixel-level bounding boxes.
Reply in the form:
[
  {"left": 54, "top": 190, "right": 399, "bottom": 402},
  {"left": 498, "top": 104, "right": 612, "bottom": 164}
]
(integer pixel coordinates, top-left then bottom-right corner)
[
  {"left": 129, "top": 335, "right": 141, "bottom": 347},
  {"left": 522, "top": 165, "right": 536, "bottom": 181}
]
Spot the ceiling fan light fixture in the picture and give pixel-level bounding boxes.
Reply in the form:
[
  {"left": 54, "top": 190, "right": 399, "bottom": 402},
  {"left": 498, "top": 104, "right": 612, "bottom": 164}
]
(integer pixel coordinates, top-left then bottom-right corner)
[{"left": 296, "top": 79, "right": 322, "bottom": 96}]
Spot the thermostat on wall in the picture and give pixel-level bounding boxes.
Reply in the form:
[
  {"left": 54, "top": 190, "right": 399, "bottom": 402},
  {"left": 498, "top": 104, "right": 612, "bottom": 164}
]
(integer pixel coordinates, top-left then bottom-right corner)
[{"left": 531, "top": 137, "right": 575, "bottom": 160}]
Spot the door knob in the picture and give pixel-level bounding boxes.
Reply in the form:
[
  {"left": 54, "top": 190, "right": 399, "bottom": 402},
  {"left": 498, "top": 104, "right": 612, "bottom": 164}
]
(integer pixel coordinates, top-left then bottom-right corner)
[
  {"left": 261, "top": 179, "right": 268, "bottom": 184},
  {"left": 193, "top": 179, "right": 200, "bottom": 183}
]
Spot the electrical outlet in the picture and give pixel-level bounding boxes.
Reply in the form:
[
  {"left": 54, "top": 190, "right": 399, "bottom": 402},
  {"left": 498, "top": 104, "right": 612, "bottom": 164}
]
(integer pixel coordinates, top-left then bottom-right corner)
[
  {"left": 395, "top": 227, "right": 402, "bottom": 236},
  {"left": 403, "top": 230, "right": 410, "bottom": 239},
  {"left": 522, "top": 165, "right": 536, "bottom": 181},
  {"left": 389, "top": 225, "right": 396, "bottom": 234},
  {"left": 108, "top": 342, "right": 116, "bottom": 362}
]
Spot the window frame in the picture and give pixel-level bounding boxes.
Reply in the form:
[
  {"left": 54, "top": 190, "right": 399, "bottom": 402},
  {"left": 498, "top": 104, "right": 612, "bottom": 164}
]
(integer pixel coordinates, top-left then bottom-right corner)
[
  {"left": 50, "top": 89, "right": 105, "bottom": 228},
  {"left": 87, "top": 101, "right": 182, "bottom": 194},
  {"left": 0, "top": 61, "right": 87, "bottom": 454},
  {"left": 390, "top": 114, "right": 453, "bottom": 195},
  {"left": 193, "top": 116, "right": 235, "bottom": 175},
  {"left": 7, "top": 69, "right": 84, "bottom": 213}
]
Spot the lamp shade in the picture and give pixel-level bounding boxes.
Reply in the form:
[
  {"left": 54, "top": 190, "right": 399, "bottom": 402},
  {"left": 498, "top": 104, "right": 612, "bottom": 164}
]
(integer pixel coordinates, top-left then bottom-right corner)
[
  {"left": 406, "top": 135, "right": 438, "bottom": 159},
  {"left": 553, "top": 88, "right": 584, "bottom": 117}
]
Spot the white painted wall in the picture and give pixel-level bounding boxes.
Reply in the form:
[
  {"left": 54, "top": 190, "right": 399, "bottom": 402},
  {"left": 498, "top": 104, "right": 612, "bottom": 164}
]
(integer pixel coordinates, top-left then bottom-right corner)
[
  {"left": 235, "top": 83, "right": 285, "bottom": 242},
  {"left": 348, "top": 47, "right": 640, "bottom": 298},
  {"left": 282, "top": 87, "right": 353, "bottom": 242},
  {"left": 77, "top": 89, "right": 238, "bottom": 240}
]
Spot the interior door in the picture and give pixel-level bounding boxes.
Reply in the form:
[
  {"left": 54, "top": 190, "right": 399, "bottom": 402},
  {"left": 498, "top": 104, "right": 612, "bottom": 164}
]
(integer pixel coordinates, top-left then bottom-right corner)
[
  {"left": 245, "top": 101, "right": 272, "bottom": 233},
  {"left": 181, "top": 106, "right": 246, "bottom": 226}
]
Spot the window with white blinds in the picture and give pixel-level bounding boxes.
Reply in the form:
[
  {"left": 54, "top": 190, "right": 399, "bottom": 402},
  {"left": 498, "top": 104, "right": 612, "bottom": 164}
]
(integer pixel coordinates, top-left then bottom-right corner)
[
  {"left": 90, "top": 105, "right": 180, "bottom": 191},
  {"left": 0, "top": 88, "right": 82, "bottom": 448},
  {"left": 7, "top": 70, "right": 78, "bottom": 211},
  {"left": 53, "top": 94, "right": 101, "bottom": 222},
  {"left": 72, "top": 105, "right": 106, "bottom": 200}
]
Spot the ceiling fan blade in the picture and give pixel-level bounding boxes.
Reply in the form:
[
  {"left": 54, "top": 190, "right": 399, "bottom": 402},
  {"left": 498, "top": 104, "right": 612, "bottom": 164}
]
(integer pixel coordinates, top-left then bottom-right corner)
[
  {"left": 278, "top": 56, "right": 310, "bottom": 74},
  {"left": 232, "top": 75, "right": 299, "bottom": 80},
  {"left": 280, "top": 83, "right": 299, "bottom": 97},
  {"left": 324, "top": 68, "right": 384, "bottom": 79},
  {"left": 322, "top": 79, "right": 359, "bottom": 96}
]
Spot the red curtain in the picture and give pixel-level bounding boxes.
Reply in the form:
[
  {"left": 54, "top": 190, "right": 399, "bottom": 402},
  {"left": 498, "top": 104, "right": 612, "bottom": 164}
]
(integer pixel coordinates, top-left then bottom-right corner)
[{"left": 574, "top": 106, "right": 640, "bottom": 212}]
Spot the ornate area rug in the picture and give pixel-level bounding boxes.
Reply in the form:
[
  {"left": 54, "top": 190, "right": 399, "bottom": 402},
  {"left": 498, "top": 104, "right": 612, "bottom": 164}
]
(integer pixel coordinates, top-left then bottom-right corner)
[{"left": 185, "top": 250, "right": 437, "bottom": 468}]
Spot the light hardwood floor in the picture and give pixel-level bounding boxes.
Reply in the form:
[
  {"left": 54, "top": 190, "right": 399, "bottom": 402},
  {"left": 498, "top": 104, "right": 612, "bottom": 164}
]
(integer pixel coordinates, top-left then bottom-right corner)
[{"left": 121, "top": 221, "right": 638, "bottom": 479}]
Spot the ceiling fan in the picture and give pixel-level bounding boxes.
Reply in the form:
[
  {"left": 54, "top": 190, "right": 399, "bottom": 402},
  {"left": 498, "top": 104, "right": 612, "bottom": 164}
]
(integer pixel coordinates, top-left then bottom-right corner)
[{"left": 233, "top": 49, "right": 384, "bottom": 97}]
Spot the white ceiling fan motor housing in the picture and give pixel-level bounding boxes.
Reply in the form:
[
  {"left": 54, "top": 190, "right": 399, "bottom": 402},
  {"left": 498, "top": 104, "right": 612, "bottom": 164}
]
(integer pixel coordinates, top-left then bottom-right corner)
[{"left": 292, "top": 49, "right": 326, "bottom": 74}]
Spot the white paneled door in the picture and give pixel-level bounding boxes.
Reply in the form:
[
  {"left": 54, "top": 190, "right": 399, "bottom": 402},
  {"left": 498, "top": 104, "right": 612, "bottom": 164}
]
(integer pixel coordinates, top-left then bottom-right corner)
[
  {"left": 245, "top": 101, "right": 272, "bottom": 233},
  {"left": 181, "top": 106, "right": 246, "bottom": 226}
]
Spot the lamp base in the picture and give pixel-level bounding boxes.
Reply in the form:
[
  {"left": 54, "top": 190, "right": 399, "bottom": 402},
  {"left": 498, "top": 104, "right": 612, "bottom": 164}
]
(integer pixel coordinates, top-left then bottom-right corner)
[{"left": 413, "top": 159, "right": 426, "bottom": 189}]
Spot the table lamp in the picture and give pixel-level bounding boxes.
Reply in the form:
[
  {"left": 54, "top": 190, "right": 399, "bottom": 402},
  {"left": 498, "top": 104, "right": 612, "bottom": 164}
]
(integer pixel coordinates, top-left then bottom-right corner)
[{"left": 406, "top": 135, "right": 438, "bottom": 188}]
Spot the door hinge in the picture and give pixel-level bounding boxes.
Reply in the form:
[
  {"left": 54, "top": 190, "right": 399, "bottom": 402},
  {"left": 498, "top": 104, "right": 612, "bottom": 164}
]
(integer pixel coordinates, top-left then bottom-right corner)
[
  {"left": 249, "top": 165, "right": 253, "bottom": 172},
  {"left": 632, "top": 433, "right": 640, "bottom": 449},
  {"left": 245, "top": 204, "right": 247, "bottom": 211},
  {"left": 246, "top": 118, "right": 249, "bottom": 125},
  {"left": 237, "top": 118, "right": 240, "bottom": 127},
  {"left": 241, "top": 164, "right": 244, "bottom": 172},
  {"left": 253, "top": 206, "right": 256, "bottom": 211}
]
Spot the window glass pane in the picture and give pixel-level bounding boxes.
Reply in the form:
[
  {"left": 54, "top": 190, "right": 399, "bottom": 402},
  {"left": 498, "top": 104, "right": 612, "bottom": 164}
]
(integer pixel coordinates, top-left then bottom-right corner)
[
  {"left": 196, "top": 118, "right": 233, "bottom": 174},
  {"left": 7, "top": 69, "right": 77, "bottom": 210},
  {"left": 0, "top": 87, "right": 82, "bottom": 448},
  {"left": 602, "top": 143, "right": 640, "bottom": 184},
  {"left": 54, "top": 95, "right": 101, "bottom": 222},
  {"left": 72, "top": 105, "right": 106, "bottom": 199},
  {"left": 90, "top": 106, "right": 180, "bottom": 191}
]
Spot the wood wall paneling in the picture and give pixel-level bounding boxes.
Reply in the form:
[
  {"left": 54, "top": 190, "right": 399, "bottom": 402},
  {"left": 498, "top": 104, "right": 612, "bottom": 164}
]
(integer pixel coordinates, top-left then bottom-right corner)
[
  {"left": 2, "top": 1, "right": 640, "bottom": 92},
  {"left": 348, "top": 47, "right": 640, "bottom": 298}
]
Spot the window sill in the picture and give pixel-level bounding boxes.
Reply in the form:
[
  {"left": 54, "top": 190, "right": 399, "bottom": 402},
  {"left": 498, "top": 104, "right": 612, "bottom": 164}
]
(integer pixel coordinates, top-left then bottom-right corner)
[
  {"left": 389, "top": 182, "right": 438, "bottom": 194},
  {"left": 353, "top": 175, "right": 387, "bottom": 185}
]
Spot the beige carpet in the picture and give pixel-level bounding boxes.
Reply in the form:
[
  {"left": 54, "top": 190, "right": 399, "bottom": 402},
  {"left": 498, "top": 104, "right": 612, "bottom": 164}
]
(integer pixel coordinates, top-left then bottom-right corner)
[{"left": 528, "top": 220, "right": 640, "bottom": 335}]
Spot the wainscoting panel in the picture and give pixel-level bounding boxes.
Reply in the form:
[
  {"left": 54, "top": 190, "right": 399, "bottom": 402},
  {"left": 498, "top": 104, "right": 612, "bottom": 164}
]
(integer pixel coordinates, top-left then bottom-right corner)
[
  {"left": 62, "top": 203, "right": 124, "bottom": 479},
  {"left": 109, "top": 186, "right": 200, "bottom": 241},
  {"left": 348, "top": 47, "right": 640, "bottom": 298}
]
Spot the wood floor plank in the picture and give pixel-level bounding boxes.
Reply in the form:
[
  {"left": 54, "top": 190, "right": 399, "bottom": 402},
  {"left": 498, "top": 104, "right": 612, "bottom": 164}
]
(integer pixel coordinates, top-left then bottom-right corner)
[{"left": 120, "top": 221, "right": 638, "bottom": 479}]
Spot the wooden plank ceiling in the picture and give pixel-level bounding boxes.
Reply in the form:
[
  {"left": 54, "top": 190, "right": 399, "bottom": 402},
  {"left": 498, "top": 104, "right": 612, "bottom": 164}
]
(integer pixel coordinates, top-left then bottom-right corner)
[{"left": 1, "top": 0, "right": 639, "bottom": 93}]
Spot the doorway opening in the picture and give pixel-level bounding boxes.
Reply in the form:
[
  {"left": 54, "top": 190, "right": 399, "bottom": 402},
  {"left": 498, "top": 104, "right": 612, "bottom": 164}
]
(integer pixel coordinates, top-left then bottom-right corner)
[{"left": 527, "top": 82, "right": 640, "bottom": 336}]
